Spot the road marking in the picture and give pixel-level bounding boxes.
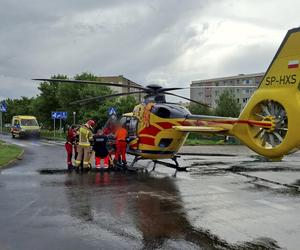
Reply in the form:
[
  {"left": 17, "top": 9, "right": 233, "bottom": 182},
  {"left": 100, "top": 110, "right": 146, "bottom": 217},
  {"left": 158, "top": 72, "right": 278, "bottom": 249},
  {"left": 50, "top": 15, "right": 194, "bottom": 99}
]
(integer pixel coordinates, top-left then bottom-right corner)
[
  {"left": 208, "top": 185, "right": 232, "bottom": 193},
  {"left": 255, "top": 199, "right": 292, "bottom": 211},
  {"left": 178, "top": 175, "right": 195, "bottom": 181},
  {"left": 40, "top": 142, "right": 53, "bottom": 146},
  {"left": 30, "top": 142, "right": 41, "bottom": 147},
  {"left": 9, "top": 199, "right": 38, "bottom": 218},
  {"left": 11, "top": 142, "right": 27, "bottom": 147}
]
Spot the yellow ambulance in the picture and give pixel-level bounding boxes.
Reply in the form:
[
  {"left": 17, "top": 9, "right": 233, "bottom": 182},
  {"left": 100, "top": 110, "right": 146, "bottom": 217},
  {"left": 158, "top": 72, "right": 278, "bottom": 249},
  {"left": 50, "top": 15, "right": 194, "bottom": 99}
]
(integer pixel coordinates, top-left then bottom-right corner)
[{"left": 11, "top": 115, "right": 40, "bottom": 138}]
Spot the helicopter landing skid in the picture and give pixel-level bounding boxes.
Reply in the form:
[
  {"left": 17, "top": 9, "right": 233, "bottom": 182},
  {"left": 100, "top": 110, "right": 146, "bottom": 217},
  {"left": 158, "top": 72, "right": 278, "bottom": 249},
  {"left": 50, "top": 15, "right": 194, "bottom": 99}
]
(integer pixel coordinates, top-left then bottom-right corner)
[
  {"left": 152, "top": 156, "right": 186, "bottom": 177},
  {"left": 128, "top": 155, "right": 186, "bottom": 177}
]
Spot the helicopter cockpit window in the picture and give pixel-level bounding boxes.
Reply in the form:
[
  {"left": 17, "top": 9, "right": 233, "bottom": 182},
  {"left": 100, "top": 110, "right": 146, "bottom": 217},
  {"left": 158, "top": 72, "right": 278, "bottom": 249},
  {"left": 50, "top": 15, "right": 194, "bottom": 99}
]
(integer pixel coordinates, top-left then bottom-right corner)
[
  {"left": 159, "top": 138, "right": 173, "bottom": 148},
  {"left": 152, "top": 104, "right": 190, "bottom": 118},
  {"left": 153, "top": 107, "right": 171, "bottom": 118}
]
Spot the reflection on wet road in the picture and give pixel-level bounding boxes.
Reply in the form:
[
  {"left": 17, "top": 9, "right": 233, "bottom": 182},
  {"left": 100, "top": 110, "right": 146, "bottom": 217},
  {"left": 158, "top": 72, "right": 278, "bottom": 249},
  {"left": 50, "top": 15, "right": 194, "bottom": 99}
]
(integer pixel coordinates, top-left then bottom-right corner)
[{"left": 0, "top": 136, "right": 299, "bottom": 249}]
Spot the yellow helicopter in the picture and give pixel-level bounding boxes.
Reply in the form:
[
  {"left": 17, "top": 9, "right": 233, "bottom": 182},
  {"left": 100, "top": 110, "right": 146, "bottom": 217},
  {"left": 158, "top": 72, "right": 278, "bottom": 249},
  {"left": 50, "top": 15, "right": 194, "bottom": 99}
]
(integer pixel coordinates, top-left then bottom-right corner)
[{"left": 35, "top": 27, "right": 300, "bottom": 173}]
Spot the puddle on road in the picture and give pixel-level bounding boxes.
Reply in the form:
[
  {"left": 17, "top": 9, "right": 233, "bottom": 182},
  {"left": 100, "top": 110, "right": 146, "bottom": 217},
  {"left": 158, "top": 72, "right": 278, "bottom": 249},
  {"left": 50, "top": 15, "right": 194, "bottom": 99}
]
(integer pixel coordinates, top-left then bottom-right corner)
[
  {"left": 39, "top": 169, "right": 70, "bottom": 175},
  {"left": 36, "top": 160, "right": 296, "bottom": 249},
  {"left": 48, "top": 171, "right": 281, "bottom": 250}
]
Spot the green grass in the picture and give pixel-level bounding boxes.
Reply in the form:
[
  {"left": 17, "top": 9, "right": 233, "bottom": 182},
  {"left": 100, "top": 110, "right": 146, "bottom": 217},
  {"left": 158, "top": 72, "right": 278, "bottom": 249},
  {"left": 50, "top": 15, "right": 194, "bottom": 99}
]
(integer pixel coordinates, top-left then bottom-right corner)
[
  {"left": 184, "top": 133, "right": 240, "bottom": 145},
  {"left": 40, "top": 130, "right": 66, "bottom": 141},
  {"left": 0, "top": 140, "right": 23, "bottom": 166},
  {"left": 184, "top": 138, "right": 225, "bottom": 145}
]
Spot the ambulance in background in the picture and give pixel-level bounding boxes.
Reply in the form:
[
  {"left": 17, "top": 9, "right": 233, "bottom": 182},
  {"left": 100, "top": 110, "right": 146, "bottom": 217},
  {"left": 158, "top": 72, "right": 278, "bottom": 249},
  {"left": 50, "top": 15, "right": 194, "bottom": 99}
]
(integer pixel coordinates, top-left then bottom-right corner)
[{"left": 11, "top": 115, "right": 41, "bottom": 138}]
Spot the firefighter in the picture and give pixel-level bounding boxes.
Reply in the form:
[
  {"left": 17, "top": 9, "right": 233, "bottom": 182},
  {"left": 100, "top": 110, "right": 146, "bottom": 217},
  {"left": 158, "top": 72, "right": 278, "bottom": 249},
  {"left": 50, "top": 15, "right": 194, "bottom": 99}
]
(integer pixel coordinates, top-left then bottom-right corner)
[
  {"left": 65, "top": 125, "right": 77, "bottom": 169},
  {"left": 93, "top": 129, "right": 109, "bottom": 169},
  {"left": 114, "top": 122, "right": 128, "bottom": 166},
  {"left": 75, "top": 120, "right": 95, "bottom": 171}
]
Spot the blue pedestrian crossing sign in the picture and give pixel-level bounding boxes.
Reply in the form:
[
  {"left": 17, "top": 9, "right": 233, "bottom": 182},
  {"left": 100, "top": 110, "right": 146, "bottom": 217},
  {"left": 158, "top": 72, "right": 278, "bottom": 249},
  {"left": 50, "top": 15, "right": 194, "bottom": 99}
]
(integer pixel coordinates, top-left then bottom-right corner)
[
  {"left": 108, "top": 107, "right": 117, "bottom": 116},
  {"left": 0, "top": 101, "right": 7, "bottom": 113},
  {"left": 51, "top": 111, "right": 68, "bottom": 120}
]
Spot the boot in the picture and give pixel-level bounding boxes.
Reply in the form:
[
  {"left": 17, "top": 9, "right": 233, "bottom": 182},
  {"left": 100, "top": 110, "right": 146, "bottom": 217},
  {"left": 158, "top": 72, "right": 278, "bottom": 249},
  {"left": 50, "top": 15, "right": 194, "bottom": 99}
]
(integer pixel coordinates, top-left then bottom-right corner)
[
  {"left": 75, "top": 166, "right": 80, "bottom": 173},
  {"left": 113, "top": 159, "right": 118, "bottom": 166},
  {"left": 67, "top": 164, "right": 73, "bottom": 170}
]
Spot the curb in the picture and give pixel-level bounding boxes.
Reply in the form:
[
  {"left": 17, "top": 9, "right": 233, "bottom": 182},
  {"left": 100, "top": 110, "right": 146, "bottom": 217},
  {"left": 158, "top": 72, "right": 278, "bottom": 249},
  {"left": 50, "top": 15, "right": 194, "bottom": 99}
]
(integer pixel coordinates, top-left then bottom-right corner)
[
  {"left": 40, "top": 139, "right": 65, "bottom": 146},
  {"left": 0, "top": 149, "right": 25, "bottom": 169}
]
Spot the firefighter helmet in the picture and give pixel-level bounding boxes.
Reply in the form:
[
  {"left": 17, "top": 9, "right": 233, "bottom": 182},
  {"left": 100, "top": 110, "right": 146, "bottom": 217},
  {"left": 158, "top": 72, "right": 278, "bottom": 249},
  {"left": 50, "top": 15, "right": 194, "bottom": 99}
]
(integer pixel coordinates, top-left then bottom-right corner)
[{"left": 86, "top": 120, "right": 96, "bottom": 129}]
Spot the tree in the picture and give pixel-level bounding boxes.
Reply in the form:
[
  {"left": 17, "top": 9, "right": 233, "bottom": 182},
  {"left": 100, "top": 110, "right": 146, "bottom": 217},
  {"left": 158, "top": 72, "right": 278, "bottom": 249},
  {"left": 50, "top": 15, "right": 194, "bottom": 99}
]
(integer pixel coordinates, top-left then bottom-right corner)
[
  {"left": 115, "top": 96, "right": 138, "bottom": 116},
  {"left": 188, "top": 103, "right": 213, "bottom": 115},
  {"left": 3, "top": 97, "right": 34, "bottom": 123},
  {"left": 215, "top": 90, "right": 241, "bottom": 117},
  {"left": 56, "top": 72, "right": 113, "bottom": 126},
  {"left": 32, "top": 75, "right": 66, "bottom": 128},
  {"left": 3, "top": 72, "right": 139, "bottom": 130}
]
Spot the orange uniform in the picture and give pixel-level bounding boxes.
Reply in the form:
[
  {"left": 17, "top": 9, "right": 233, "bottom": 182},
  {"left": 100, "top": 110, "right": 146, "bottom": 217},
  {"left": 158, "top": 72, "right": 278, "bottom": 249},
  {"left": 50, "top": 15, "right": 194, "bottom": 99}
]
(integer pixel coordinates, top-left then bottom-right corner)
[
  {"left": 115, "top": 127, "right": 128, "bottom": 164},
  {"left": 116, "top": 127, "right": 127, "bottom": 141}
]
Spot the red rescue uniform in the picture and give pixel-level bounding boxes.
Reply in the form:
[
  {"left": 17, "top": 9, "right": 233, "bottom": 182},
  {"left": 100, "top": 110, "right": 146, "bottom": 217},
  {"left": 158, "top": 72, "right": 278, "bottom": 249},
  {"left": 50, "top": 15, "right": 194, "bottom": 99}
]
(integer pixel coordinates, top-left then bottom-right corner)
[{"left": 65, "top": 127, "right": 77, "bottom": 167}]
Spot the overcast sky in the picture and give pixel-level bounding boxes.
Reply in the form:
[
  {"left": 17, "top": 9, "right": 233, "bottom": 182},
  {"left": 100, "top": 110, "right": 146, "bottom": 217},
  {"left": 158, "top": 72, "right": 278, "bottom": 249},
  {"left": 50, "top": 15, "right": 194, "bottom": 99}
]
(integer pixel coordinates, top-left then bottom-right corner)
[{"left": 0, "top": 0, "right": 299, "bottom": 101}]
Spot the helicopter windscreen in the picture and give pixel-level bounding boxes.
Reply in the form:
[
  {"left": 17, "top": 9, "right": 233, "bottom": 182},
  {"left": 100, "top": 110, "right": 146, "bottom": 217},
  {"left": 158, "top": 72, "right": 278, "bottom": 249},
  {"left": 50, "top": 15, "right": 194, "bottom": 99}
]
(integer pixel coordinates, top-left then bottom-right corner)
[{"left": 120, "top": 116, "right": 138, "bottom": 137}]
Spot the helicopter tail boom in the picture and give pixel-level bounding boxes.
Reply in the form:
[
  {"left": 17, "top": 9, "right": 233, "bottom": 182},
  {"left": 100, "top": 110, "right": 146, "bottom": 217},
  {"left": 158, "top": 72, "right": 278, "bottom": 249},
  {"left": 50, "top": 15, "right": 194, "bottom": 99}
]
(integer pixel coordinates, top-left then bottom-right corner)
[{"left": 230, "top": 27, "right": 300, "bottom": 160}]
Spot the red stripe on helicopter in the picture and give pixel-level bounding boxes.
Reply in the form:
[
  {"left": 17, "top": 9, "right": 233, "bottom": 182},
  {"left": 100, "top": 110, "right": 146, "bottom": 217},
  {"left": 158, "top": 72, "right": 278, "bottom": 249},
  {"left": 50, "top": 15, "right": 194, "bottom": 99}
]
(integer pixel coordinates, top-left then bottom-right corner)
[
  {"left": 156, "top": 122, "right": 174, "bottom": 129},
  {"left": 139, "top": 137, "right": 155, "bottom": 146},
  {"left": 194, "top": 120, "right": 206, "bottom": 126},
  {"left": 211, "top": 120, "right": 272, "bottom": 127},
  {"left": 130, "top": 143, "right": 138, "bottom": 149},
  {"left": 178, "top": 121, "right": 193, "bottom": 126},
  {"left": 140, "top": 125, "right": 161, "bottom": 136}
]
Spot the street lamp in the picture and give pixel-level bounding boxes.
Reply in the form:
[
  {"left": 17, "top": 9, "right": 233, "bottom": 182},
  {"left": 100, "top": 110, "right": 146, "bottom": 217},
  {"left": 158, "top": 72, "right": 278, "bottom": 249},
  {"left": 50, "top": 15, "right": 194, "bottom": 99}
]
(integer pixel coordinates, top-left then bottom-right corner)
[{"left": 73, "top": 111, "right": 76, "bottom": 124}]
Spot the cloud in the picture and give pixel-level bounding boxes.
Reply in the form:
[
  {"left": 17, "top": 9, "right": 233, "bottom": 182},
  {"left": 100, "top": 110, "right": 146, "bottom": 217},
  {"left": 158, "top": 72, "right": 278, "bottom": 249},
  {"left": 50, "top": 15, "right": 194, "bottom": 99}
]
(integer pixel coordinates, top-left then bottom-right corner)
[{"left": 0, "top": 0, "right": 299, "bottom": 102}]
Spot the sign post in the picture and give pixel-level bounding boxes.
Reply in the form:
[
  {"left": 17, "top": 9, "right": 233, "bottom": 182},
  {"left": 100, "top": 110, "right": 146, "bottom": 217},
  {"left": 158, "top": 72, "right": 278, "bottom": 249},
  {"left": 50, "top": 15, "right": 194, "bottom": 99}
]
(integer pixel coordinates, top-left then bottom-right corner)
[
  {"left": 73, "top": 111, "right": 76, "bottom": 124},
  {"left": 51, "top": 111, "right": 67, "bottom": 138},
  {"left": 0, "top": 101, "right": 7, "bottom": 139},
  {"left": 53, "top": 119, "right": 56, "bottom": 137},
  {"left": 0, "top": 110, "right": 2, "bottom": 139},
  {"left": 59, "top": 118, "right": 62, "bottom": 137}
]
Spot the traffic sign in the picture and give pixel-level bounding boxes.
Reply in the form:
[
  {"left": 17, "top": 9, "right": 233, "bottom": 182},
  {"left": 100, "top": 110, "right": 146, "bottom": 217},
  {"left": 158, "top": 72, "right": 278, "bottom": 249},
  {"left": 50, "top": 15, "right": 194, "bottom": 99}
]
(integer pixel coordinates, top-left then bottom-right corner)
[
  {"left": 108, "top": 107, "right": 117, "bottom": 116},
  {"left": 51, "top": 111, "right": 68, "bottom": 120},
  {"left": 0, "top": 101, "right": 7, "bottom": 113}
]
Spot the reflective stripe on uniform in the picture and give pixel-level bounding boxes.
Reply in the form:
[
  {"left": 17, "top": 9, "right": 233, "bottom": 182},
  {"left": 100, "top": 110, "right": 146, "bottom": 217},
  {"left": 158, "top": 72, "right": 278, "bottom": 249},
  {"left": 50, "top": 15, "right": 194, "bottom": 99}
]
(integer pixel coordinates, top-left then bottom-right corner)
[{"left": 75, "top": 160, "right": 81, "bottom": 165}]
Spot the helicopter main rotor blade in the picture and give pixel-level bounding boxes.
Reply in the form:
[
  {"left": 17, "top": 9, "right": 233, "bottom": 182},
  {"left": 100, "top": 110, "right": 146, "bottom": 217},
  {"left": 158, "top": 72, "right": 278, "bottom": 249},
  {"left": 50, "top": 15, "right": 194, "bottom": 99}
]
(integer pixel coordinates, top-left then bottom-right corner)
[
  {"left": 70, "top": 91, "right": 146, "bottom": 105},
  {"left": 32, "top": 78, "right": 148, "bottom": 91},
  {"left": 184, "top": 86, "right": 257, "bottom": 89},
  {"left": 157, "top": 87, "right": 184, "bottom": 92},
  {"left": 164, "top": 92, "right": 211, "bottom": 108}
]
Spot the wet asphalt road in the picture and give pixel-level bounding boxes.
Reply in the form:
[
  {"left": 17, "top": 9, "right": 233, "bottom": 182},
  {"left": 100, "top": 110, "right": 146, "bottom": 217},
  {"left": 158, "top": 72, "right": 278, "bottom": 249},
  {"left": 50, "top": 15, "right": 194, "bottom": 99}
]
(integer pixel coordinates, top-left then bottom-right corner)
[{"left": 0, "top": 135, "right": 300, "bottom": 250}]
